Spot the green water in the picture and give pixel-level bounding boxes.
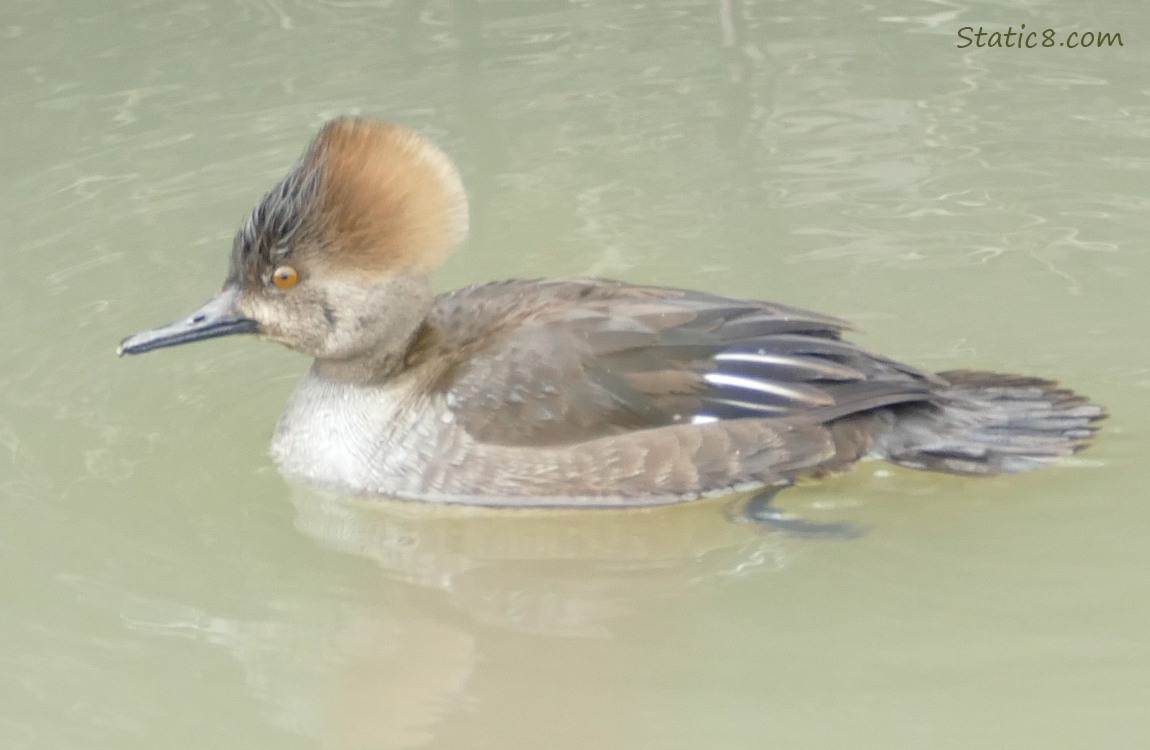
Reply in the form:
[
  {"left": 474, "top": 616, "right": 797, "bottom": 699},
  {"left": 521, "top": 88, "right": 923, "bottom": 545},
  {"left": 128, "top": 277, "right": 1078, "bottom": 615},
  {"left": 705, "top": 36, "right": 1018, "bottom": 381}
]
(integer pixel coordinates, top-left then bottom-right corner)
[{"left": 3, "top": 1, "right": 1147, "bottom": 748}]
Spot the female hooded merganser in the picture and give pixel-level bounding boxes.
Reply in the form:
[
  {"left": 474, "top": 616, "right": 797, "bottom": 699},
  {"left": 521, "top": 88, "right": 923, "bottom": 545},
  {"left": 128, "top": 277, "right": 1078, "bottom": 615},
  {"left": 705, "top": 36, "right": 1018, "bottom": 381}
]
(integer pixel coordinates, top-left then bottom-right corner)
[{"left": 119, "top": 117, "right": 1105, "bottom": 507}]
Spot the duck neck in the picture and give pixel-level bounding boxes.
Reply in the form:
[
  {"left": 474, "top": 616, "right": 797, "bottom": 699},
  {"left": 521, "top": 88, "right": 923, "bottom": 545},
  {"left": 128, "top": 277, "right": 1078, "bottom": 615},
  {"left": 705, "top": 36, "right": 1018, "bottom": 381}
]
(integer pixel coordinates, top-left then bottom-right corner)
[{"left": 311, "top": 274, "right": 435, "bottom": 385}]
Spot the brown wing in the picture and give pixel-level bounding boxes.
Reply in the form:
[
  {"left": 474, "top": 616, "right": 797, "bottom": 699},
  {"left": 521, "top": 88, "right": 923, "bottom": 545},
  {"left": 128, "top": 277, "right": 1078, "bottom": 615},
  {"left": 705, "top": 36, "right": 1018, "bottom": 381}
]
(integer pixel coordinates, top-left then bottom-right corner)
[{"left": 426, "top": 278, "right": 942, "bottom": 446}]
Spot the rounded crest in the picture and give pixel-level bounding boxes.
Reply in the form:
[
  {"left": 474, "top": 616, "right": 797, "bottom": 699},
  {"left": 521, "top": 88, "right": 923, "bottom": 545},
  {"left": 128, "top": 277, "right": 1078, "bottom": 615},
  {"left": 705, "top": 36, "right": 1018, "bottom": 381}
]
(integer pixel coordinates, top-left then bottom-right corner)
[{"left": 302, "top": 117, "right": 469, "bottom": 275}]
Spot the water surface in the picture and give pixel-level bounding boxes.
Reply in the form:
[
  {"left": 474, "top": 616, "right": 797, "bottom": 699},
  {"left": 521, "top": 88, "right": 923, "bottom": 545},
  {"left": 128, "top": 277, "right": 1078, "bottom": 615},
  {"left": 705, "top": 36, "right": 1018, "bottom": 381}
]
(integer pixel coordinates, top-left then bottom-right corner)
[{"left": 3, "top": 1, "right": 1148, "bottom": 748}]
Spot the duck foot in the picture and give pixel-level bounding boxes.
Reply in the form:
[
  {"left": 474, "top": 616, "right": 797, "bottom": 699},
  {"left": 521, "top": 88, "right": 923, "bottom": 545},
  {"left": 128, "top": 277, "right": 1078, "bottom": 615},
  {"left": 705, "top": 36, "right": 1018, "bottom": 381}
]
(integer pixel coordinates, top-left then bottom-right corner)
[{"left": 730, "top": 488, "right": 864, "bottom": 539}]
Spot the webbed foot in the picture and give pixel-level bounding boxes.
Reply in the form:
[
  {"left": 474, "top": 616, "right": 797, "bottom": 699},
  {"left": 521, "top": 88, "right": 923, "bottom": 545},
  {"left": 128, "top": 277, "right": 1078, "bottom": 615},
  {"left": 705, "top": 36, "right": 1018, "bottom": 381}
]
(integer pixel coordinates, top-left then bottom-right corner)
[{"left": 729, "top": 488, "right": 864, "bottom": 539}]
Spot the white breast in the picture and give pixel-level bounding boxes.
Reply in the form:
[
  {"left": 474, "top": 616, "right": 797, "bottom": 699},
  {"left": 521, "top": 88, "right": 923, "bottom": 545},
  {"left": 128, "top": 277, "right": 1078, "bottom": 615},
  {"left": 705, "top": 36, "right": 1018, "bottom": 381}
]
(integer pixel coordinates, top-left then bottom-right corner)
[{"left": 270, "top": 370, "right": 436, "bottom": 495}]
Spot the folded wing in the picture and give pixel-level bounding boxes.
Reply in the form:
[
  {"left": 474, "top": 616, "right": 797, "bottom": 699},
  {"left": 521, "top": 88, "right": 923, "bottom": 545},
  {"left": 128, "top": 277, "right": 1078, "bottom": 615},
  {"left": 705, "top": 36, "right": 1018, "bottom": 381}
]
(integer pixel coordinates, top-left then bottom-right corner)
[{"left": 428, "top": 279, "right": 942, "bottom": 446}]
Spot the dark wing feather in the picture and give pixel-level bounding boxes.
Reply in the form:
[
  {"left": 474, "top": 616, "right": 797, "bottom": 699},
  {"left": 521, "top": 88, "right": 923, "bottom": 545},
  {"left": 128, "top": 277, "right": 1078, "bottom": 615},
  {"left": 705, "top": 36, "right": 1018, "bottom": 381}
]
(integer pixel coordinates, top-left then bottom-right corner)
[{"left": 426, "top": 278, "right": 940, "bottom": 446}]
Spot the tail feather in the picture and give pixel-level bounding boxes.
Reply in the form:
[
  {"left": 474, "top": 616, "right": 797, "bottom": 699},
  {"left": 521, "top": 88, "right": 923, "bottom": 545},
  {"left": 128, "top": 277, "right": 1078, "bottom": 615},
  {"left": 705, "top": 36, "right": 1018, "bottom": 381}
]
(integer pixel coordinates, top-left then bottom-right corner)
[{"left": 876, "top": 370, "right": 1106, "bottom": 476}]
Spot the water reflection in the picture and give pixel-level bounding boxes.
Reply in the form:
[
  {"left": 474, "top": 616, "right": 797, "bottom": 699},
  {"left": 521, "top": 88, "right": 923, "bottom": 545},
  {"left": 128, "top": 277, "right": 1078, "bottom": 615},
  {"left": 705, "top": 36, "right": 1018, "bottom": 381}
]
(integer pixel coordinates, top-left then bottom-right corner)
[
  {"left": 124, "top": 577, "right": 476, "bottom": 748},
  {"left": 124, "top": 489, "right": 791, "bottom": 747},
  {"left": 290, "top": 489, "right": 787, "bottom": 638}
]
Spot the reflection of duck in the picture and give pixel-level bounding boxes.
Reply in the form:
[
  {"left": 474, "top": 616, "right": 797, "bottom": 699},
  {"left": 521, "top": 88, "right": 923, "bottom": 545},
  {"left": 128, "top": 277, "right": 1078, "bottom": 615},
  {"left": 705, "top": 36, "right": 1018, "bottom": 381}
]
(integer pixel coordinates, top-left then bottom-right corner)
[
  {"left": 122, "top": 575, "right": 476, "bottom": 749},
  {"left": 120, "top": 117, "right": 1103, "bottom": 506},
  {"left": 289, "top": 486, "right": 786, "bottom": 637}
]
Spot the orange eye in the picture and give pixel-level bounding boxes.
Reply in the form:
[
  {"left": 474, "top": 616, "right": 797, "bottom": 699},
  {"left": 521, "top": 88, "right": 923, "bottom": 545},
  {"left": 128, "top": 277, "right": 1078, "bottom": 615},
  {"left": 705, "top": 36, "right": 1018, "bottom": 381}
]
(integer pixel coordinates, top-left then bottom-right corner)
[{"left": 272, "top": 266, "right": 299, "bottom": 289}]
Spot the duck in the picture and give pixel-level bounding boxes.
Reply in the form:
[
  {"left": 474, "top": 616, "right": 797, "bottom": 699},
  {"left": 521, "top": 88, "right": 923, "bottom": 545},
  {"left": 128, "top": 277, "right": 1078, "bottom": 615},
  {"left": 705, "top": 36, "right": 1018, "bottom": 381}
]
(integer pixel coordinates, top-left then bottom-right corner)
[{"left": 119, "top": 116, "right": 1105, "bottom": 508}]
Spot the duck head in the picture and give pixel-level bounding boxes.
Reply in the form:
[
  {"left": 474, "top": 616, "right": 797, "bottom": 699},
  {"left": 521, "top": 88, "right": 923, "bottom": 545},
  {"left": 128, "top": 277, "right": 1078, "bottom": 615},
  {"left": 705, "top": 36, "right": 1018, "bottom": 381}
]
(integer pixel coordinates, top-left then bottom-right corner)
[{"left": 119, "top": 117, "right": 468, "bottom": 380}]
